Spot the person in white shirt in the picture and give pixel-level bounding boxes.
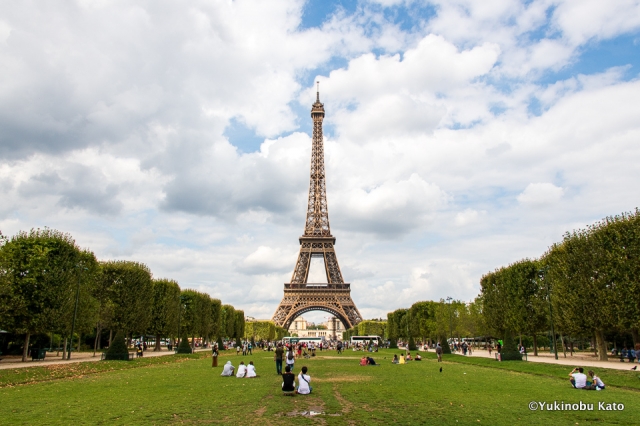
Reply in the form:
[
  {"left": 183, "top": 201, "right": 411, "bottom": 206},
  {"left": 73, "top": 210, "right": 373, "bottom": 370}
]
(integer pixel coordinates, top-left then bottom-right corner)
[
  {"left": 297, "top": 366, "right": 312, "bottom": 395},
  {"left": 236, "top": 361, "right": 247, "bottom": 378},
  {"left": 220, "top": 361, "right": 235, "bottom": 377},
  {"left": 246, "top": 361, "right": 258, "bottom": 378},
  {"left": 286, "top": 347, "right": 295, "bottom": 372},
  {"left": 569, "top": 367, "right": 587, "bottom": 389}
]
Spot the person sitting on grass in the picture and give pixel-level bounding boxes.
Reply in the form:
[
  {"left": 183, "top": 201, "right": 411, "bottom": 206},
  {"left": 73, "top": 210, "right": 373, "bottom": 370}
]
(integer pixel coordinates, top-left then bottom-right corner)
[
  {"left": 392, "top": 354, "right": 399, "bottom": 364},
  {"left": 282, "top": 365, "right": 296, "bottom": 393},
  {"left": 399, "top": 353, "right": 406, "bottom": 364},
  {"left": 246, "top": 361, "right": 258, "bottom": 378},
  {"left": 221, "top": 361, "right": 235, "bottom": 377},
  {"left": 366, "top": 357, "right": 377, "bottom": 365},
  {"left": 584, "top": 370, "right": 605, "bottom": 390},
  {"left": 360, "top": 356, "right": 368, "bottom": 366},
  {"left": 569, "top": 367, "right": 587, "bottom": 389},
  {"left": 236, "top": 361, "right": 247, "bottom": 378},
  {"left": 415, "top": 353, "right": 422, "bottom": 361},
  {"left": 406, "top": 353, "right": 412, "bottom": 361},
  {"left": 297, "top": 366, "right": 312, "bottom": 395}
]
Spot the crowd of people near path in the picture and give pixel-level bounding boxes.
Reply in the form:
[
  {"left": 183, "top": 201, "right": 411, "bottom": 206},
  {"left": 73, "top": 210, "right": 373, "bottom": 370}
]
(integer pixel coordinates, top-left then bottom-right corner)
[{"left": 218, "top": 342, "right": 314, "bottom": 395}]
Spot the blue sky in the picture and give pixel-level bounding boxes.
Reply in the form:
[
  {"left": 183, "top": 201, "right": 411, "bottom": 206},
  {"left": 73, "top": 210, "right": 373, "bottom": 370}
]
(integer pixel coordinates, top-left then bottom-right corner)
[{"left": 1, "top": 0, "right": 640, "bottom": 324}]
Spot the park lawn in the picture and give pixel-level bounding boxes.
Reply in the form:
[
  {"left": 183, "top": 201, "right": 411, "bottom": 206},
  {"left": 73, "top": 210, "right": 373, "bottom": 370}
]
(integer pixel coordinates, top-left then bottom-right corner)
[
  {"left": 0, "top": 349, "right": 637, "bottom": 425},
  {"left": 430, "top": 352, "right": 640, "bottom": 391}
]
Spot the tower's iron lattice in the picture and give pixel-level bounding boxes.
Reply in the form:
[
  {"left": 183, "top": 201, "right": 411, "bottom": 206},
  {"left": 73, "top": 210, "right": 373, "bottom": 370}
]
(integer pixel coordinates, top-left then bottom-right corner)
[{"left": 271, "top": 86, "right": 363, "bottom": 331}]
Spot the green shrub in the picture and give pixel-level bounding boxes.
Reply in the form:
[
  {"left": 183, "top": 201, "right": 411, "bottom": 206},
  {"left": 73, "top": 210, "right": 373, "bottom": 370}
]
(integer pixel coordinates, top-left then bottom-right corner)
[
  {"left": 104, "top": 331, "right": 129, "bottom": 361},
  {"left": 408, "top": 336, "right": 417, "bottom": 351},
  {"left": 500, "top": 330, "right": 522, "bottom": 361},
  {"left": 177, "top": 334, "right": 192, "bottom": 354},
  {"left": 441, "top": 336, "right": 452, "bottom": 354}
]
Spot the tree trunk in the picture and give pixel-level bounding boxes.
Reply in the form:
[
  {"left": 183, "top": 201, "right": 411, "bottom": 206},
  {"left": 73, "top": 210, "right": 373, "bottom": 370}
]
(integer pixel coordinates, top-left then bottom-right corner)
[
  {"left": 532, "top": 334, "right": 538, "bottom": 356},
  {"left": 570, "top": 339, "right": 574, "bottom": 356},
  {"left": 62, "top": 337, "right": 68, "bottom": 360},
  {"left": 595, "top": 329, "right": 608, "bottom": 361},
  {"left": 155, "top": 335, "right": 162, "bottom": 351},
  {"left": 108, "top": 329, "right": 113, "bottom": 348},
  {"left": 22, "top": 332, "right": 31, "bottom": 362},
  {"left": 191, "top": 335, "right": 196, "bottom": 350},
  {"left": 77, "top": 332, "right": 82, "bottom": 353},
  {"left": 93, "top": 323, "right": 101, "bottom": 357},
  {"left": 631, "top": 328, "right": 639, "bottom": 348},
  {"left": 560, "top": 334, "right": 567, "bottom": 358}
]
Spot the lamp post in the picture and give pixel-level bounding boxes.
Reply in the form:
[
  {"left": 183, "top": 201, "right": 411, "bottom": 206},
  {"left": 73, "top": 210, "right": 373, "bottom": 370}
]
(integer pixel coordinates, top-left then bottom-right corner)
[
  {"left": 541, "top": 268, "right": 558, "bottom": 360},
  {"left": 68, "top": 264, "right": 86, "bottom": 360},
  {"left": 446, "top": 297, "right": 453, "bottom": 342}
]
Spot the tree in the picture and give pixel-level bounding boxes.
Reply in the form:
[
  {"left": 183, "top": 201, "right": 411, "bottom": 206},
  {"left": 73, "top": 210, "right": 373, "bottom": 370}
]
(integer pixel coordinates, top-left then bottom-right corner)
[
  {"left": 234, "top": 310, "right": 245, "bottom": 346},
  {"left": 0, "top": 229, "right": 90, "bottom": 361},
  {"left": 210, "top": 298, "right": 222, "bottom": 342},
  {"left": 221, "top": 305, "right": 235, "bottom": 339},
  {"left": 149, "top": 279, "right": 180, "bottom": 351},
  {"left": 100, "top": 261, "right": 153, "bottom": 339}
]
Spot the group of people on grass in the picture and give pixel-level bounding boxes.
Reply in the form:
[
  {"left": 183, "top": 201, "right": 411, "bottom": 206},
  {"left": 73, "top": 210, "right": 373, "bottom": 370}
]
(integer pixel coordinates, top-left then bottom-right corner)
[
  {"left": 220, "top": 360, "right": 258, "bottom": 378},
  {"left": 220, "top": 342, "right": 313, "bottom": 395}
]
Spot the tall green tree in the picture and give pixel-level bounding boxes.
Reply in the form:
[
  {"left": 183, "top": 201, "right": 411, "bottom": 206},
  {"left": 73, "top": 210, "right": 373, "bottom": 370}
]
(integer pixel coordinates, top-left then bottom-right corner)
[
  {"left": 210, "top": 298, "right": 222, "bottom": 342},
  {"left": 0, "top": 229, "right": 91, "bottom": 361},
  {"left": 221, "top": 305, "right": 236, "bottom": 339},
  {"left": 149, "top": 279, "right": 180, "bottom": 351},
  {"left": 100, "top": 261, "right": 153, "bottom": 339}
]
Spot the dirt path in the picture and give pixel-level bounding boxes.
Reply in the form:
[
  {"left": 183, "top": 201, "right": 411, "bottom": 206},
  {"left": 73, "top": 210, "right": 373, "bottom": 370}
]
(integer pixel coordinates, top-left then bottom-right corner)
[
  {"left": 461, "top": 349, "right": 639, "bottom": 371},
  {"left": 0, "top": 347, "right": 210, "bottom": 370}
]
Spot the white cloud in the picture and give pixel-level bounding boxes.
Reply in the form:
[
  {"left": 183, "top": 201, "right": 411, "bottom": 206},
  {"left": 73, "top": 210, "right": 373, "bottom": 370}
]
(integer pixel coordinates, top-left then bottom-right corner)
[
  {"left": 1, "top": 1, "right": 639, "bottom": 322},
  {"left": 517, "top": 183, "right": 564, "bottom": 206}
]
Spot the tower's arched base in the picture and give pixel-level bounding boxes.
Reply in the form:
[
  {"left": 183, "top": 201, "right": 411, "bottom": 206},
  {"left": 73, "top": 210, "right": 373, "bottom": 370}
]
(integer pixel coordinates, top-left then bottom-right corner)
[{"left": 272, "top": 283, "right": 362, "bottom": 330}]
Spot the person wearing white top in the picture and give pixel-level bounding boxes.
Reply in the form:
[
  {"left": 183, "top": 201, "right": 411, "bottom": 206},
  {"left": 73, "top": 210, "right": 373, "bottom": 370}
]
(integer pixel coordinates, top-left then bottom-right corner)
[
  {"left": 586, "top": 370, "right": 605, "bottom": 390},
  {"left": 569, "top": 367, "right": 587, "bottom": 389},
  {"left": 220, "top": 361, "right": 235, "bottom": 377},
  {"left": 285, "top": 348, "right": 295, "bottom": 372},
  {"left": 297, "top": 366, "right": 312, "bottom": 395},
  {"left": 236, "top": 361, "right": 247, "bottom": 378},
  {"left": 246, "top": 361, "right": 257, "bottom": 378}
]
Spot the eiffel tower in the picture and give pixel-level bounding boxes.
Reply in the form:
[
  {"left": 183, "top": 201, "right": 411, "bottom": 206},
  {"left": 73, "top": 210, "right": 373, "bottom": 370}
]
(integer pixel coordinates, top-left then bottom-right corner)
[{"left": 271, "top": 84, "right": 363, "bottom": 331}]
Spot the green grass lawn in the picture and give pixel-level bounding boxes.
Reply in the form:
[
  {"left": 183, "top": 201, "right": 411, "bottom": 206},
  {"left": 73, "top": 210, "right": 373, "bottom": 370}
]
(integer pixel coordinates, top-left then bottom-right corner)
[{"left": 1, "top": 349, "right": 638, "bottom": 425}]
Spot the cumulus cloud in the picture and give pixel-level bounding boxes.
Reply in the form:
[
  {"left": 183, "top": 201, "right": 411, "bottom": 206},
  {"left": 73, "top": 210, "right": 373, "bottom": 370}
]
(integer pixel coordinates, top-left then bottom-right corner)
[
  {"left": 517, "top": 183, "right": 564, "bottom": 206},
  {"left": 1, "top": 0, "right": 639, "bottom": 321}
]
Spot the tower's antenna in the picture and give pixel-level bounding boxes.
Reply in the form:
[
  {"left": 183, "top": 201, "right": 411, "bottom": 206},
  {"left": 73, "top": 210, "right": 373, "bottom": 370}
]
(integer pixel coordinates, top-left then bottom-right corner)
[{"left": 316, "top": 81, "right": 319, "bottom": 102}]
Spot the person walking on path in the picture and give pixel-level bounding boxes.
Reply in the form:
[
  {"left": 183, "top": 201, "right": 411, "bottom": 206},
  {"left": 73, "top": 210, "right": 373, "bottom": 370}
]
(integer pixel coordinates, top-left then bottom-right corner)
[
  {"left": 274, "top": 343, "right": 284, "bottom": 375},
  {"left": 436, "top": 343, "right": 443, "bottom": 362}
]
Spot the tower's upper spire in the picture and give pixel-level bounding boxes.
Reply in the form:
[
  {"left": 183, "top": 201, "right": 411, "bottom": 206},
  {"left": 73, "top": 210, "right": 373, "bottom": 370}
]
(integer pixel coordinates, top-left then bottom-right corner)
[
  {"left": 311, "top": 80, "right": 325, "bottom": 119},
  {"left": 305, "top": 81, "right": 330, "bottom": 237}
]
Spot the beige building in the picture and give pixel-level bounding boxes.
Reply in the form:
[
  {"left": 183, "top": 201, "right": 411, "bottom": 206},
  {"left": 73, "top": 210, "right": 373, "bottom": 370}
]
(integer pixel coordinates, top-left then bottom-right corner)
[{"left": 287, "top": 316, "right": 344, "bottom": 340}]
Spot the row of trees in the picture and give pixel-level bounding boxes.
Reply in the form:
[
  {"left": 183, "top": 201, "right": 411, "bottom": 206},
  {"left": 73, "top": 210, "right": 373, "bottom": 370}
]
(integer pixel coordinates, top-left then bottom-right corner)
[
  {"left": 243, "top": 320, "right": 288, "bottom": 342},
  {"left": 481, "top": 209, "right": 640, "bottom": 360},
  {"left": 0, "top": 228, "right": 244, "bottom": 361}
]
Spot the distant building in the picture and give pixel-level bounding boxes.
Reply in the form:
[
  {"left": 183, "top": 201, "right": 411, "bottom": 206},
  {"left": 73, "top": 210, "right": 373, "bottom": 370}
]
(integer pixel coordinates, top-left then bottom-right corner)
[{"left": 286, "top": 316, "right": 344, "bottom": 340}]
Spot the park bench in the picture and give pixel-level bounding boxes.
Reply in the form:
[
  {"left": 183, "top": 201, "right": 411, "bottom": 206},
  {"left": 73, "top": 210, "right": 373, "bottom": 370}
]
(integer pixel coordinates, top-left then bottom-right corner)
[
  {"left": 494, "top": 352, "right": 527, "bottom": 361},
  {"left": 100, "top": 351, "right": 136, "bottom": 361}
]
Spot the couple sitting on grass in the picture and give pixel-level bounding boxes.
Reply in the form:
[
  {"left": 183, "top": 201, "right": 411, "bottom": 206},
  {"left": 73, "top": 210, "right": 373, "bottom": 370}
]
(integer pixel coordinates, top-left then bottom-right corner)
[
  {"left": 360, "top": 356, "right": 378, "bottom": 366},
  {"left": 282, "top": 365, "right": 311, "bottom": 395},
  {"left": 569, "top": 367, "right": 605, "bottom": 390},
  {"left": 219, "top": 361, "right": 258, "bottom": 378}
]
